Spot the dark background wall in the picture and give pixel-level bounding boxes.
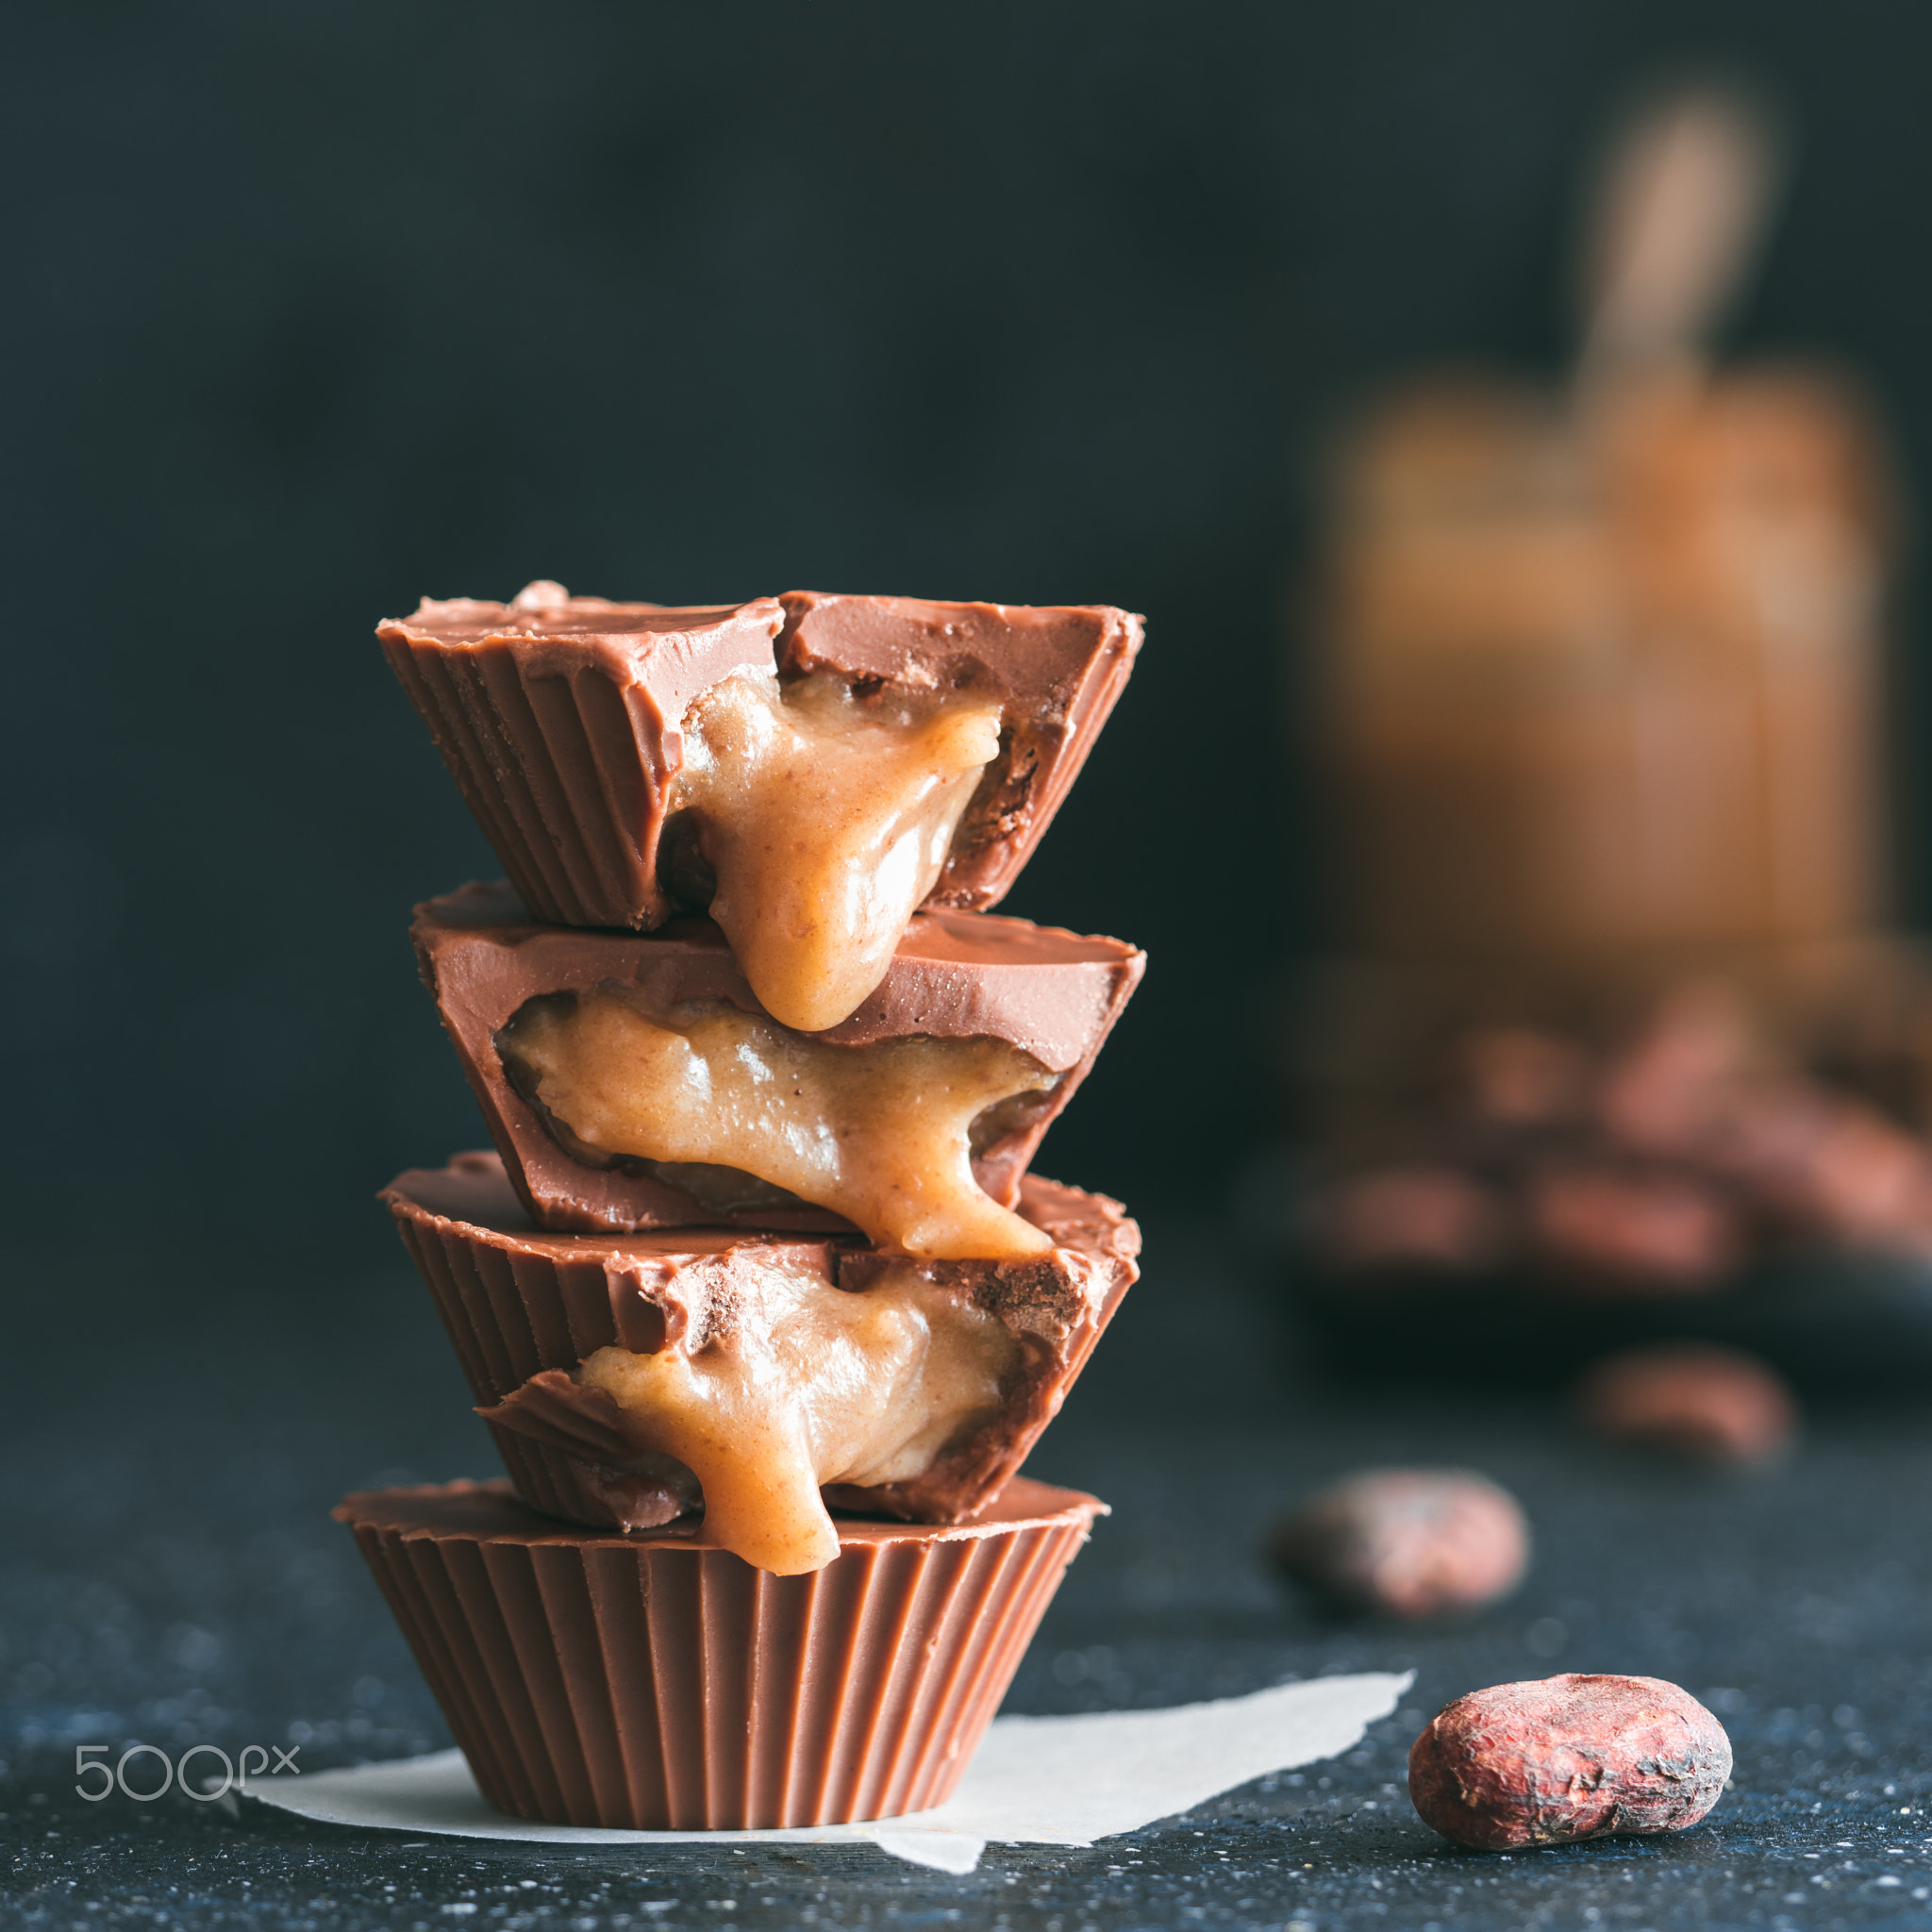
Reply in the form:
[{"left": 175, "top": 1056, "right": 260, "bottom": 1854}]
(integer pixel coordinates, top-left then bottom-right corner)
[{"left": 8, "top": 0, "right": 1932, "bottom": 1322}]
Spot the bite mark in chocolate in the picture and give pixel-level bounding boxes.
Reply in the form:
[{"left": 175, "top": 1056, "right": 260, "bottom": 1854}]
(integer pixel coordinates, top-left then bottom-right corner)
[{"left": 501, "top": 989, "right": 1057, "bottom": 1260}]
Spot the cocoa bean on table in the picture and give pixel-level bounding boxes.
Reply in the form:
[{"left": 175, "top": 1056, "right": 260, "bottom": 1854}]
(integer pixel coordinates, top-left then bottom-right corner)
[
  {"left": 1575, "top": 1343, "right": 1797, "bottom": 1464},
  {"left": 1271, "top": 1469, "right": 1529, "bottom": 1619},
  {"left": 1408, "top": 1673, "right": 1732, "bottom": 1849}
]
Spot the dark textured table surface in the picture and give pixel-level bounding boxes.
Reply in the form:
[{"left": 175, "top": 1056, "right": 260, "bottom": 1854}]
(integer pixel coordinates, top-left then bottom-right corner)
[{"left": 7, "top": 1213, "right": 1932, "bottom": 1931}]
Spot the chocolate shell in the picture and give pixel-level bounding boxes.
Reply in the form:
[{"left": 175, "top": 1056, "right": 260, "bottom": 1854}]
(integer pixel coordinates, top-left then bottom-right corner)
[
  {"left": 379, "top": 585, "right": 1141, "bottom": 933},
  {"left": 412, "top": 881, "right": 1144, "bottom": 1236},
  {"left": 378, "top": 589, "right": 783, "bottom": 932},
  {"left": 381, "top": 1151, "right": 1139, "bottom": 1532},
  {"left": 336, "top": 1476, "right": 1104, "bottom": 1830},
  {"left": 774, "top": 591, "right": 1141, "bottom": 909}
]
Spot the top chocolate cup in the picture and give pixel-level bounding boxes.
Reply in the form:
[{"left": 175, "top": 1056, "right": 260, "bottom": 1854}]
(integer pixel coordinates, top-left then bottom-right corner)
[{"left": 379, "top": 583, "right": 1141, "bottom": 1032}]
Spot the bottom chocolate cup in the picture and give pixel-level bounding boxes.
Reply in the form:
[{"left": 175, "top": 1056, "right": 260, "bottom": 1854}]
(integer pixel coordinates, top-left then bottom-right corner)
[{"left": 336, "top": 1475, "right": 1104, "bottom": 1830}]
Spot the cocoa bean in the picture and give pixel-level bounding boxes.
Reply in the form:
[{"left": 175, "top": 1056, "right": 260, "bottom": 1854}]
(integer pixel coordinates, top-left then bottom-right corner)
[
  {"left": 1576, "top": 1343, "right": 1796, "bottom": 1464},
  {"left": 1319, "top": 1166, "right": 1507, "bottom": 1274},
  {"left": 1524, "top": 1161, "right": 1739, "bottom": 1292},
  {"left": 1408, "top": 1673, "right": 1731, "bottom": 1849},
  {"left": 1271, "top": 1469, "right": 1528, "bottom": 1619}
]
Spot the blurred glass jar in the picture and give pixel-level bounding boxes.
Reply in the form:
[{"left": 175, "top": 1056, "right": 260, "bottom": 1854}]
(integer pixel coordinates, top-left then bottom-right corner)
[{"left": 1314, "top": 363, "right": 1891, "bottom": 962}]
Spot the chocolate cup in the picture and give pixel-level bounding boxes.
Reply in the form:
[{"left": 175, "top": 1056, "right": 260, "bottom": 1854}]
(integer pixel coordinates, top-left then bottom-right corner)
[
  {"left": 382, "top": 1150, "right": 1140, "bottom": 1532},
  {"left": 413, "top": 881, "right": 1144, "bottom": 1236},
  {"left": 335, "top": 1476, "right": 1104, "bottom": 1830},
  {"left": 378, "top": 587, "right": 1141, "bottom": 934}
]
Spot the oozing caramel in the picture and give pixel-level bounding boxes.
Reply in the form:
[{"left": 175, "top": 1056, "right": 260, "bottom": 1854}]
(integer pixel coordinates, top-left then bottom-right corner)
[
  {"left": 575, "top": 1256, "right": 1021, "bottom": 1573},
  {"left": 675, "top": 669, "right": 1004, "bottom": 1032},
  {"left": 501, "top": 991, "right": 1058, "bottom": 1260}
]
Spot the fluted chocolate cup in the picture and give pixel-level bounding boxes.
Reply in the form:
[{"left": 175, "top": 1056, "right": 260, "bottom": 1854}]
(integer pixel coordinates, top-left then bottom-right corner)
[
  {"left": 336, "top": 1476, "right": 1104, "bottom": 1830},
  {"left": 411, "top": 882, "right": 1144, "bottom": 1241},
  {"left": 376, "top": 586, "right": 1141, "bottom": 934},
  {"left": 381, "top": 1151, "right": 1139, "bottom": 1540}
]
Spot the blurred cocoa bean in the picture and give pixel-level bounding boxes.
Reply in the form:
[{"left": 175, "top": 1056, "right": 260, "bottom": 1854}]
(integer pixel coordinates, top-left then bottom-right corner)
[
  {"left": 1317, "top": 1164, "right": 1509, "bottom": 1273},
  {"left": 1576, "top": 1343, "right": 1797, "bottom": 1463},
  {"left": 1271, "top": 1469, "right": 1528, "bottom": 1618},
  {"left": 1524, "top": 1162, "right": 1739, "bottom": 1291}
]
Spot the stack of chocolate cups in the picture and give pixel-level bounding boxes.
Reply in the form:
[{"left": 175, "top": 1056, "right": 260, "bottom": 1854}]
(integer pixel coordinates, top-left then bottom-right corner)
[{"left": 341, "top": 585, "right": 1146, "bottom": 1830}]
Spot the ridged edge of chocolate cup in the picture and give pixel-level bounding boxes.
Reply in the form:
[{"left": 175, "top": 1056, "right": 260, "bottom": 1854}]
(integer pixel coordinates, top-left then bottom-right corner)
[
  {"left": 385, "top": 1152, "right": 1139, "bottom": 1533},
  {"left": 377, "top": 604, "right": 780, "bottom": 930},
  {"left": 379, "top": 633, "right": 650, "bottom": 931},
  {"left": 336, "top": 1476, "right": 1103, "bottom": 1830}
]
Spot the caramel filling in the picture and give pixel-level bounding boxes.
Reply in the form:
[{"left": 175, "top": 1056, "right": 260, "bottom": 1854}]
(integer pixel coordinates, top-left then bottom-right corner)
[
  {"left": 502, "top": 991, "right": 1058, "bottom": 1260},
  {"left": 674, "top": 669, "right": 1004, "bottom": 1032},
  {"left": 576, "top": 1256, "right": 1021, "bottom": 1573}
]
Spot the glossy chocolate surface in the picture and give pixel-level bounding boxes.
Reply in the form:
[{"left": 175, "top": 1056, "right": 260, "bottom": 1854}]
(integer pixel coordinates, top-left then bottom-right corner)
[
  {"left": 379, "top": 585, "right": 1140, "bottom": 932},
  {"left": 336, "top": 1475, "right": 1103, "bottom": 1828}
]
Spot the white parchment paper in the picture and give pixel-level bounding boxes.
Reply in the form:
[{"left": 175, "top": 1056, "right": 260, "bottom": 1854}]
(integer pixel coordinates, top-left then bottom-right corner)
[{"left": 252, "top": 1672, "right": 1411, "bottom": 1874}]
